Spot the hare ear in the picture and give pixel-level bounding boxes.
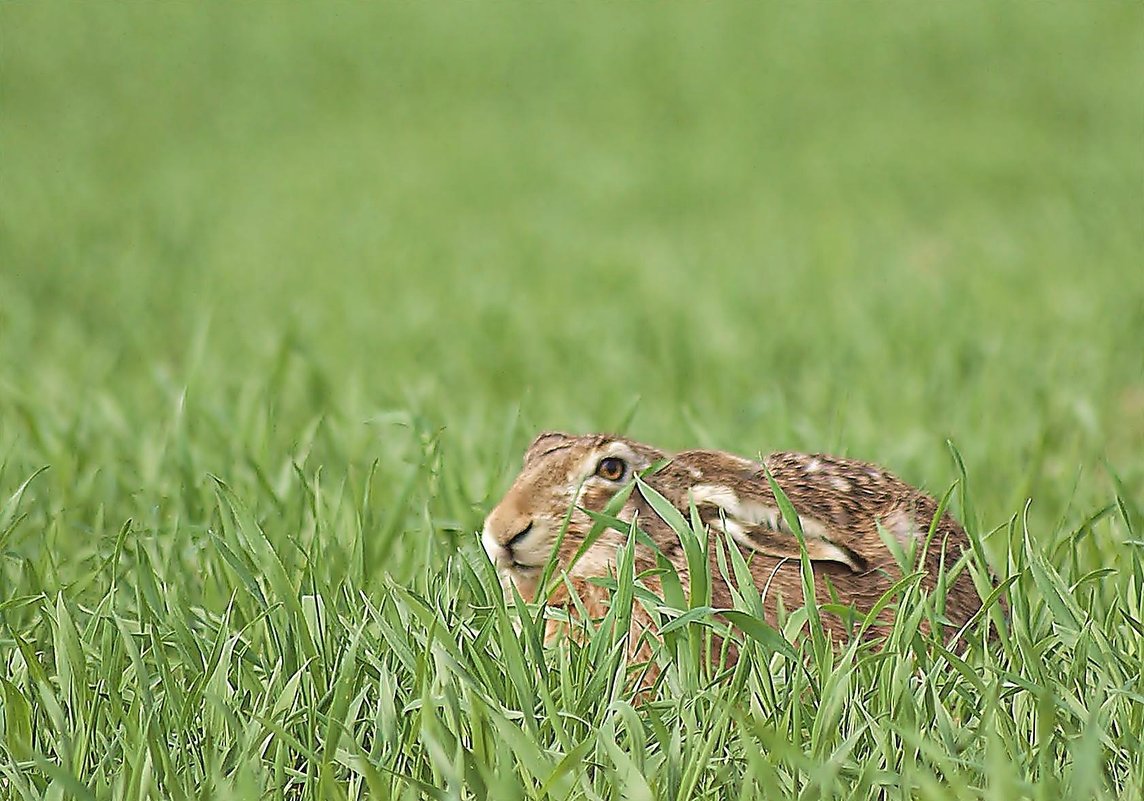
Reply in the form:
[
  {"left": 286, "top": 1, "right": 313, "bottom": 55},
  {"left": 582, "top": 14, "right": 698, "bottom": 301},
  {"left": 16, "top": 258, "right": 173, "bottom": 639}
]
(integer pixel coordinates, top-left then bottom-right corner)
[
  {"left": 524, "top": 432, "right": 574, "bottom": 465},
  {"left": 690, "top": 483, "right": 865, "bottom": 571},
  {"left": 713, "top": 516, "right": 865, "bottom": 571}
]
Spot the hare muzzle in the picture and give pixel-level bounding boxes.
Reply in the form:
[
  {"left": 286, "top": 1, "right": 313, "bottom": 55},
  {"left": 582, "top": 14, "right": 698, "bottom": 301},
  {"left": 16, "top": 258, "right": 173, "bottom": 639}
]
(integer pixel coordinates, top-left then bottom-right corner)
[
  {"left": 481, "top": 488, "right": 553, "bottom": 565},
  {"left": 481, "top": 520, "right": 531, "bottom": 567}
]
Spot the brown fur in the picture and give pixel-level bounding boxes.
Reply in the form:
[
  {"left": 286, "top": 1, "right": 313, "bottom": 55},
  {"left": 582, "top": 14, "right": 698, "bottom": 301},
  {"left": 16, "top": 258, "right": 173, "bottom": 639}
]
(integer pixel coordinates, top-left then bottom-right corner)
[{"left": 482, "top": 432, "right": 989, "bottom": 667}]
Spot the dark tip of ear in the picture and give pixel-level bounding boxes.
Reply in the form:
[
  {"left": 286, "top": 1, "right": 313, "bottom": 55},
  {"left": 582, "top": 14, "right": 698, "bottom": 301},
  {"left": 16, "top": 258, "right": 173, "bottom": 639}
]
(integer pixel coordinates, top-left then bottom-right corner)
[
  {"left": 523, "top": 431, "right": 577, "bottom": 465},
  {"left": 532, "top": 430, "right": 572, "bottom": 444}
]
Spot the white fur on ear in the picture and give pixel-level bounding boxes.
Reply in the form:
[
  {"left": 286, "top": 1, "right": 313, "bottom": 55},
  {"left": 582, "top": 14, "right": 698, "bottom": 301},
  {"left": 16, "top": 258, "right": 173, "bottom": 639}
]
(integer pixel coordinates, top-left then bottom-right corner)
[{"left": 690, "top": 483, "right": 862, "bottom": 570}]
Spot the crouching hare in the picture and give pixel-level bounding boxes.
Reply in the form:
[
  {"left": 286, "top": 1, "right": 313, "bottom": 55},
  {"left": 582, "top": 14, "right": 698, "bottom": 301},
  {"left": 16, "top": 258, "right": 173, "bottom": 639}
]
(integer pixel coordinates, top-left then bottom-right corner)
[{"left": 482, "top": 431, "right": 990, "bottom": 667}]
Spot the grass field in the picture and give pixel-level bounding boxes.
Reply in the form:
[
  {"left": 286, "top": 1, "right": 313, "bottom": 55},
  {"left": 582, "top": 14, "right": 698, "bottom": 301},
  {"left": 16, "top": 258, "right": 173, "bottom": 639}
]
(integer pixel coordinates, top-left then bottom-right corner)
[{"left": 2, "top": 2, "right": 1143, "bottom": 799}]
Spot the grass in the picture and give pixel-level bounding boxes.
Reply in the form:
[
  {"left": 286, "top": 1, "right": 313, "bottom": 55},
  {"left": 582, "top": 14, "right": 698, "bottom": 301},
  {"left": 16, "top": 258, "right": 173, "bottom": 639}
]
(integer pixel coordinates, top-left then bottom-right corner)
[{"left": 1, "top": 1, "right": 1143, "bottom": 798}]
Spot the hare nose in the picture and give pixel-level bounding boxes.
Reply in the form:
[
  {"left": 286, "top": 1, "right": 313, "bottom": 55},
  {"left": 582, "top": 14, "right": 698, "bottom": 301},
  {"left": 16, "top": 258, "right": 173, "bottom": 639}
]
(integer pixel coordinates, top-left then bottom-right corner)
[{"left": 506, "top": 521, "right": 533, "bottom": 549}]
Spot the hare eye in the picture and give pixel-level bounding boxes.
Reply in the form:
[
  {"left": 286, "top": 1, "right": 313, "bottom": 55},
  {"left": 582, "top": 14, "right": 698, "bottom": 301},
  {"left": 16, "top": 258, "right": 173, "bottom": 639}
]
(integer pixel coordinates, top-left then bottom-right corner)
[{"left": 595, "top": 457, "right": 626, "bottom": 482}]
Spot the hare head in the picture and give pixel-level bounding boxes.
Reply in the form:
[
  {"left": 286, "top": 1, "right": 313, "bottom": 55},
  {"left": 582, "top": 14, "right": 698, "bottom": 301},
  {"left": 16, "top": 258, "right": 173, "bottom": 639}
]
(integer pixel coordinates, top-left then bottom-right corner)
[{"left": 481, "top": 431, "right": 665, "bottom": 600}]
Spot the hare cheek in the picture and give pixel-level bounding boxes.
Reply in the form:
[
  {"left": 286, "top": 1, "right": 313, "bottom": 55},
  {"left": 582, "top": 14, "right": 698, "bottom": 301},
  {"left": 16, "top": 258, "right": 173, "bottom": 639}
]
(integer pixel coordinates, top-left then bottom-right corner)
[
  {"left": 567, "top": 539, "right": 622, "bottom": 579},
  {"left": 575, "top": 482, "right": 620, "bottom": 515}
]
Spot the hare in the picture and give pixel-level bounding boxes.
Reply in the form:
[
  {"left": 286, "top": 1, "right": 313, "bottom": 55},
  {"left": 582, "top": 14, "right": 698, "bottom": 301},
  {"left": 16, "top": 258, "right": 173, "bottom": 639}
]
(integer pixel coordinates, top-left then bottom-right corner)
[{"left": 482, "top": 431, "right": 989, "bottom": 663}]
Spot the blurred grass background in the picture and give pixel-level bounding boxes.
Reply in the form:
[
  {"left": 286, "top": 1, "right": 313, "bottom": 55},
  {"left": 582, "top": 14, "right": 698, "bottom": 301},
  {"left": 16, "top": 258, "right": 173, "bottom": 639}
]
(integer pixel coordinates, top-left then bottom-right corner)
[
  {"left": 1, "top": 2, "right": 1143, "bottom": 795},
  {"left": 5, "top": 4, "right": 1142, "bottom": 478}
]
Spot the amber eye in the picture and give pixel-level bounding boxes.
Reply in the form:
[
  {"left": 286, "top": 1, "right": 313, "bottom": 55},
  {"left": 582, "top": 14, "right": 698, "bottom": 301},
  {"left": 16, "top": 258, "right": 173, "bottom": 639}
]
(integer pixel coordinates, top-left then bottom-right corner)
[{"left": 595, "top": 456, "right": 626, "bottom": 481}]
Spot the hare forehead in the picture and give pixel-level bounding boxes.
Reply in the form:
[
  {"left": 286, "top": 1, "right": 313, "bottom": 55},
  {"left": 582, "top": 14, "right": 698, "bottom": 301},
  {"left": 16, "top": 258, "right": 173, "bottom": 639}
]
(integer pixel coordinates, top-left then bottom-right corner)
[
  {"left": 513, "top": 442, "right": 618, "bottom": 501},
  {"left": 570, "top": 440, "right": 641, "bottom": 475},
  {"left": 511, "top": 457, "right": 577, "bottom": 504}
]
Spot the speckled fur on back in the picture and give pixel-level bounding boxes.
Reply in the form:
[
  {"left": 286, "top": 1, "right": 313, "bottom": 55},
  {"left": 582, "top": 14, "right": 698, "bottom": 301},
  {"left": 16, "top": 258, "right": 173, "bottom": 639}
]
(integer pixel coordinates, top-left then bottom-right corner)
[{"left": 482, "top": 432, "right": 989, "bottom": 662}]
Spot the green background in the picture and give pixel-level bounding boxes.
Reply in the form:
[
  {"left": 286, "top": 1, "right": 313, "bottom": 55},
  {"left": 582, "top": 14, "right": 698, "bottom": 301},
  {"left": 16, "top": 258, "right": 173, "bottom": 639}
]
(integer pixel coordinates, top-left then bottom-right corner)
[{"left": 1, "top": 2, "right": 1142, "bottom": 798}]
